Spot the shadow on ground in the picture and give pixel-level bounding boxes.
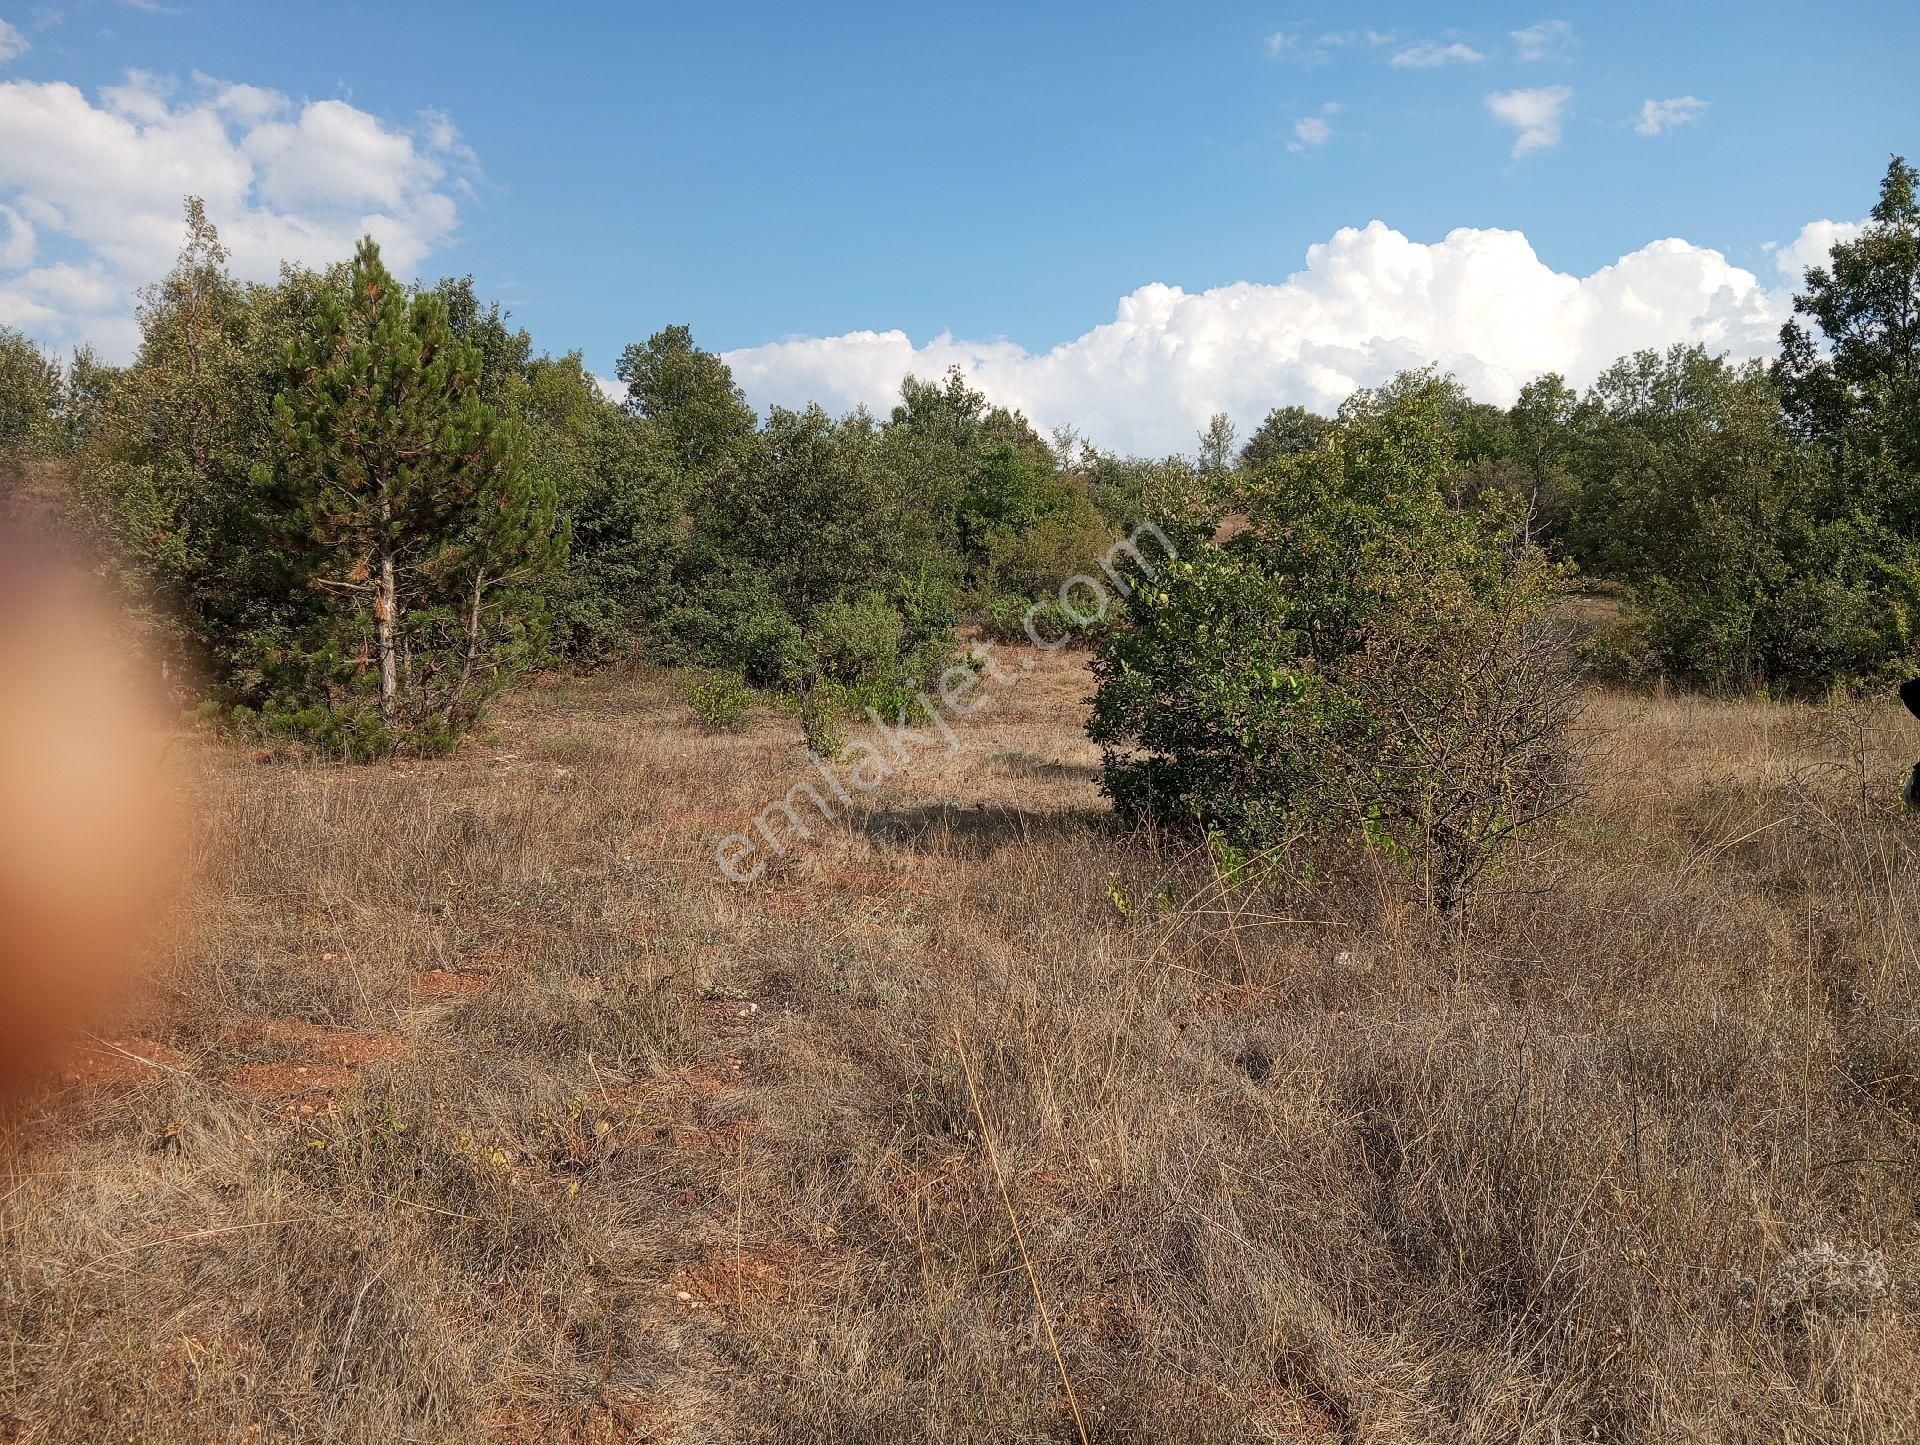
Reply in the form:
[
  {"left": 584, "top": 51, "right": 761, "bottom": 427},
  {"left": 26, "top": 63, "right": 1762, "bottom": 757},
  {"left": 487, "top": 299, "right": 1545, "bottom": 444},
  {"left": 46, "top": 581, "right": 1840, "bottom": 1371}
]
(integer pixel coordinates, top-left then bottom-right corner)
[
  {"left": 854, "top": 802, "right": 1113, "bottom": 856},
  {"left": 991, "top": 749, "right": 1102, "bottom": 785}
]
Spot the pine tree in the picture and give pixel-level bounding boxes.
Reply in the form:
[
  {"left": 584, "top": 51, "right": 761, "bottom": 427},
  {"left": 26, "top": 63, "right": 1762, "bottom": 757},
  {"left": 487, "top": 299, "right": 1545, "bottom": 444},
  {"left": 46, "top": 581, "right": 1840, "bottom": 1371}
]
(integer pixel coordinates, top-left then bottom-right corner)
[{"left": 265, "top": 237, "right": 562, "bottom": 750}]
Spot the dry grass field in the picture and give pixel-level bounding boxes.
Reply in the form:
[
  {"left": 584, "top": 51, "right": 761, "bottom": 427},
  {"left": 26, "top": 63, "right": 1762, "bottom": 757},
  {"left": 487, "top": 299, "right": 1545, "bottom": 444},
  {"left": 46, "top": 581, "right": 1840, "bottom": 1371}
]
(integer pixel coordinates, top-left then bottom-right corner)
[{"left": 4, "top": 644, "right": 1920, "bottom": 1442}]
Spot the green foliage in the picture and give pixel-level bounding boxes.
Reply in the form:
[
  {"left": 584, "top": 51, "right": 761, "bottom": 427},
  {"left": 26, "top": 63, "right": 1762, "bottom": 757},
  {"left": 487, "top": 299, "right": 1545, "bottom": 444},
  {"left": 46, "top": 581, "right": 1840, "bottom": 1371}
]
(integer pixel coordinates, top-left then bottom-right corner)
[
  {"left": 971, "top": 476, "right": 1110, "bottom": 601},
  {"left": 1081, "top": 449, "right": 1227, "bottom": 559},
  {"left": 69, "top": 201, "right": 329, "bottom": 672},
  {"left": 617, "top": 324, "right": 758, "bottom": 477},
  {"left": 259, "top": 236, "right": 564, "bottom": 752},
  {"left": 809, "top": 592, "right": 905, "bottom": 685},
  {"left": 982, "top": 594, "right": 1038, "bottom": 645},
  {"left": 982, "top": 592, "right": 1103, "bottom": 648},
  {"left": 657, "top": 567, "right": 807, "bottom": 687},
  {"left": 0, "top": 325, "right": 60, "bottom": 472},
  {"left": 1090, "top": 373, "right": 1579, "bottom": 913},
  {"left": 657, "top": 394, "right": 958, "bottom": 747},
  {"left": 1505, "top": 372, "right": 1582, "bottom": 536},
  {"left": 40, "top": 160, "right": 1920, "bottom": 774},
  {"left": 1520, "top": 158, "right": 1920, "bottom": 693},
  {"left": 1196, "top": 413, "right": 1237, "bottom": 480},
  {"left": 796, "top": 684, "right": 852, "bottom": 758},
  {"left": 685, "top": 669, "right": 755, "bottom": 731},
  {"left": 1238, "top": 404, "right": 1335, "bottom": 474},
  {"left": 882, "top": 367, "right": 1085, "bottom": 600},
  {"left": 1777, "top": 156, "right": 1920, "bottom": 494},
  {"left": 1561, "top": 347, "right": 1816, "bottom": 688},
  {"left": 438, "top": 294, "right": 682, "bottom": 666},
  {"left": 744, "top": 406, "right": 921, "bottom": 610}
]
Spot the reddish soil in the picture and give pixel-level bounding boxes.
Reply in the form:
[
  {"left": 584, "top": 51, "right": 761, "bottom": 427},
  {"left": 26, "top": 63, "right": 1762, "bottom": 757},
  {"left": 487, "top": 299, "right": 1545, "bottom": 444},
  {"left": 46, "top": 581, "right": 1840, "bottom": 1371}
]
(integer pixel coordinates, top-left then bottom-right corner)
[
  {"left": 673, "top": 1117, "right": 759, "bottom": 1150},
  {"left": 668, "top": 1241, "right": 835, "bottom": 1310},
  {"left": 220, "top": 1060, "right": 359, "bottom": 1102},
  {"left": 413, "top": 967, "right": 496, "bottom": 999},
  {"left": 224, "top": 1017, "right": 410, "bottom": 1066},
  {"left": 53, "top": 1037, "right": 188, "bottom": 1090}
]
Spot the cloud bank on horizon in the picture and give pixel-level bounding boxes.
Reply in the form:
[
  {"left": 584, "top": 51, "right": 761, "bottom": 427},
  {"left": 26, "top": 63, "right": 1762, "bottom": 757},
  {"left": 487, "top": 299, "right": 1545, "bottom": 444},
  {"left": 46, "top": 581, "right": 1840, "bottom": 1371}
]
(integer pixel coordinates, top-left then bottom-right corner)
[
  {"left": 0, "top": 69, "right": 1863, "bottom": 458},
  {"left": 722, "top": 219, "right": 1837, "bottom": 457}
]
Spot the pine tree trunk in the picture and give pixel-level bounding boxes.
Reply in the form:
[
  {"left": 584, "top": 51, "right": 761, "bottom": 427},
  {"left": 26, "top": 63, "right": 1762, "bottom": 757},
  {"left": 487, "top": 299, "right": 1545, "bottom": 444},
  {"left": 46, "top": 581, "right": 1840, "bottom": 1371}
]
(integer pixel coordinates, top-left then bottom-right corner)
[{"left": 376, "top": 501, "right": 398, "bottom": 728}]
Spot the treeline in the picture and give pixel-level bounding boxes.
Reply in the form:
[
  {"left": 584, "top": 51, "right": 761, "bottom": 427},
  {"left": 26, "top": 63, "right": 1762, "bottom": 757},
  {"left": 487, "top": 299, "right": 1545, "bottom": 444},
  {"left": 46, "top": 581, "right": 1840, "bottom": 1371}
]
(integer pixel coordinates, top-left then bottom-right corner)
[
  {"left": 0, "top": 204, "right": 1155, "bottom": 757},
  {"left": 0, "top": 160, "right": 1916, "bottom": 765},
  {"left": 1232, "top": 160, "right": 1920, "bottom": 693}
]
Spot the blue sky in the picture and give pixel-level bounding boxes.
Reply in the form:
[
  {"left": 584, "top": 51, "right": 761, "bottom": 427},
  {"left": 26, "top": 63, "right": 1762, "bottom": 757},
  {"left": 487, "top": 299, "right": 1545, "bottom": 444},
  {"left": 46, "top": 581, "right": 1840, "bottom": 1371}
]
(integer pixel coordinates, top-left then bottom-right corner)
[{"left": 1, "top": 1, "right": 1915, "bottom": 450}]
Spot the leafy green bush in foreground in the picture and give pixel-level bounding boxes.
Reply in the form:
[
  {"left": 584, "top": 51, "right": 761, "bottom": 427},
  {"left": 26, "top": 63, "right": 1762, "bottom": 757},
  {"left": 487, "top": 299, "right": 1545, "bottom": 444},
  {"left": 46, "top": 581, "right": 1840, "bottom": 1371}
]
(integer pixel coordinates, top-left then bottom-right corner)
[{"left": 1089, "top": 374, "right": 1580, "bottom": 914}]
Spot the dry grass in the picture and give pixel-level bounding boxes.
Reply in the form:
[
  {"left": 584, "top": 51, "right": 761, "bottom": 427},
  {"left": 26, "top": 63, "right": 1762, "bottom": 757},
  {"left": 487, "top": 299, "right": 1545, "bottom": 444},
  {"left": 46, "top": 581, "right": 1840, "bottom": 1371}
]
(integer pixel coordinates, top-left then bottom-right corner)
[{"left": 4, "top": 647, "right": 1919, "bottom": 1441}]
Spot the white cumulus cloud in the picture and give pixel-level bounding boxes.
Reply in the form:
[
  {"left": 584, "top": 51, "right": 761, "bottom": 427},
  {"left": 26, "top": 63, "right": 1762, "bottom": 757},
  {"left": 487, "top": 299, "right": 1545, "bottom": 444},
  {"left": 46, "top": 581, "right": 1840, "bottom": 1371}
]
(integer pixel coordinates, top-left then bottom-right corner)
[
  {"left": 1390, "top": 40, "right": 1484, "bottom": 69},
  {"left": 0, "top": 70, "right": 476, "bottom": 351},
  {"left": 1635, "top": 96, "right": 1708, "bottom": 136},
  {"left": 1486, "top": 85, "right": 1572, "bottom": 158},
  {"left": 1511, "top": 20, "right": 1574, "bottom": 62},
  {"left": 1771, "top": 218, "right": 1863, "bottom": 279},
  {"left": 721, "top": 219, "right": 1793, "bottom": 457}
]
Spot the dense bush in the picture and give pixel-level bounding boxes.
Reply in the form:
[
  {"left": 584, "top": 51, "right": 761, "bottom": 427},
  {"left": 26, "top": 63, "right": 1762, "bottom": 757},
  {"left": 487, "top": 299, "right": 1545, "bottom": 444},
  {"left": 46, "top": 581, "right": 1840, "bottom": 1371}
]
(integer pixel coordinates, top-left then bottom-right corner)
[
  {"left": 982, "top": 592, "right": 1105, "bottom": 648},
  {"left": 684, "top": 668, "right": 755, "bottom": 731},
  {"left": 1090, "top": 374, "right": 1580, "bottom": 913},
  {"left": 1549, "top": 160, "right": 1920, "bottom": 692},
  {"left": 658, "top": 402, "right": 960, "bottom": 751},
  {"left": 0, "top": 326, "right": 60, "bottom": 474}
]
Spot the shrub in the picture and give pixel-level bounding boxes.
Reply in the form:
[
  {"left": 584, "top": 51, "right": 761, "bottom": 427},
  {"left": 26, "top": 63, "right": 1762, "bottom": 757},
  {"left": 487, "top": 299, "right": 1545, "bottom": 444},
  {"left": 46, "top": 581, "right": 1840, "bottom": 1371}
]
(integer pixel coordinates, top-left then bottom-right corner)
[
  {"left": 809, "top": 593, "right": 905, "bottom": 686},
  {"left": 656, "top": 570, "right": 809, "bottom": 689},
  {"left": 982, "top": 593, "right": 1104, "bottom": 648},
  {"left": 1577, "top": 607, "right": 1661, "bottom": 686},
  {"left": 1089, "top": 373, "right": 1581, "bottom": 915},
  {"left": 685, "top": 669, "right": 754, "bottom": 731},
  {"left": 796, "top": 682, "right": 852, "bottom": 758}
]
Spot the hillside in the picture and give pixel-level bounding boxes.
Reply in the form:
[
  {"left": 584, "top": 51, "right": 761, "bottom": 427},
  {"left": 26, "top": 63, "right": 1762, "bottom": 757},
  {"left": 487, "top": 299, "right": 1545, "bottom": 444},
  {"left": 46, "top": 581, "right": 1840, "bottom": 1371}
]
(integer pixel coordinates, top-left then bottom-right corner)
[{"left": 3, "top": 650, "right": 1918, "bottom": 1442}]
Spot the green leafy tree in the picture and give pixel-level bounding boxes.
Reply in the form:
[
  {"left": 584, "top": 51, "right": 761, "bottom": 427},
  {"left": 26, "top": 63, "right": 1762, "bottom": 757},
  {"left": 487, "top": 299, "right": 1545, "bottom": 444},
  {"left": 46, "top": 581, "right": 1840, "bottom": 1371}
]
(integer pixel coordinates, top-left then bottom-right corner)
[
  {"left": 1197, "top": 412, "right": 1237, "bottom": 479},
  {"left": 1503, "top": 372, "right": 1583, "bottom": 542},
  {"left": 263, "top": 237, "right": 563, "bottom": 751},
  {"left": 1568, "top": 348, "right": 1781, "bottom": 580},
  {"left": 544, "top": 381, "right": 683, "bottom": 661},
  {"left": 1777, "top": 157, "right": 1920, "bottom": 491},
  {"left": 0, "top": 326, "right": 59, "bottom": 476},
  {"left": 618, "top": 323, "right": 758, "bottom": 477},
  {"left": 1564, "top": 347, "right": 1828, "bottom": 687},
  {"left": 668, "top": 403, "right": 952, "bottom": 751},
  {"left": 1238, "top": 405, "right": 1335, "bottom": 474},
  {"left": 442, "top": 282, "right": 683, "bottom": 662},
  {"left": 1764, "top": 159, "right": 1920, "bottom": 686},
  {"left": 879, "top": 366, "right": 1070, "bottom": 602},
  {"left": 68, "top": 199, "right": 317, "bottom": 673},
  {"left": 1091, "top": 371, "right": 1577, "bottom": 914}
]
